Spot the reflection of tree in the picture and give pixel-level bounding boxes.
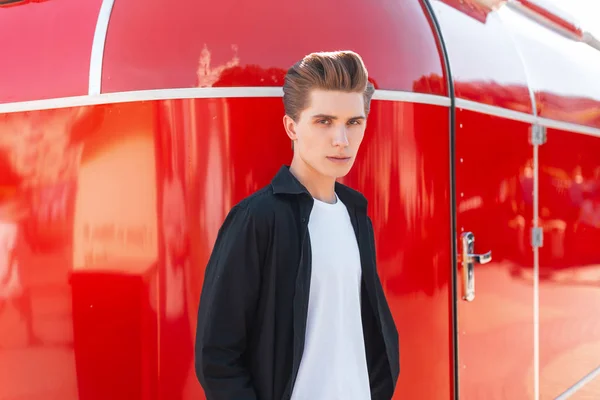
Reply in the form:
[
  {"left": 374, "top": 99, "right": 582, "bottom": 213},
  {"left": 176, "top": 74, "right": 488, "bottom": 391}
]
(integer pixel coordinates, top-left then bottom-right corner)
[
  {"left": 0, "top": 107, "right": 101, "bottom": 253},
  {"left": 196, "top": 44, "right": 241, "bottom": 87},
  {"left": 213, "top": 64, "right": 287, "bottom": 86},
  {"left": 0, "top": 108, "right": 90, "bottom": 187}
]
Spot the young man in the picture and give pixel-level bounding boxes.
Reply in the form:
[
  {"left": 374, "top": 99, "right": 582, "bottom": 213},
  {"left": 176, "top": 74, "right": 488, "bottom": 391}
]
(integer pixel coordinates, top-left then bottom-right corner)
[{"left": 195, "top": 50, "right": 399, "bottom": 400}]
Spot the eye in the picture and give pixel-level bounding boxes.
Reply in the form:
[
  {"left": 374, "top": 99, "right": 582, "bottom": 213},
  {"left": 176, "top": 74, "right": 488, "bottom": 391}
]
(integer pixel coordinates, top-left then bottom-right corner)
[
  {"left": 348, "top": 119, "right": 361, "bottom": 126},
  {"left": 317, "top": 119, "right": 331, "bottom": 125}
]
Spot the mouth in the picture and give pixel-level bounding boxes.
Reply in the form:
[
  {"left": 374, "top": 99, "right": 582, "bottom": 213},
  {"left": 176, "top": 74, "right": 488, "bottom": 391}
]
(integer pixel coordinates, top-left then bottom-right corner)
[{"left": 326, "top": 156, "right": 351, "bottom": 164}]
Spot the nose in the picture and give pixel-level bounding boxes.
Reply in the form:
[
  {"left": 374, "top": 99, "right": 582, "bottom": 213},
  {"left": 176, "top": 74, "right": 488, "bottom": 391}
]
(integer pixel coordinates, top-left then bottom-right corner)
[{"left": 332, "top": 126, "right": 349, "bottom": 147}]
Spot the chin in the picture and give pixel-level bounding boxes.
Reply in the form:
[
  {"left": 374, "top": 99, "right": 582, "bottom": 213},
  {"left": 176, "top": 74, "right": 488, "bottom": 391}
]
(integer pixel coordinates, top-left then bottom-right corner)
[
  {"left": 325, "top": 162, "right": 355, "bottom": 179},
  {"left": 332, "top": 167, "right": 352, "bottom": 179}
]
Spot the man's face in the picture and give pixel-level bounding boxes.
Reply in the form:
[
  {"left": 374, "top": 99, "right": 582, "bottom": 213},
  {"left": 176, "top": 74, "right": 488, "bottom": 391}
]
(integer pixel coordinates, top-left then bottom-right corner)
[{"left": 285, "top": 89, "right": 367, "bottom": 179}]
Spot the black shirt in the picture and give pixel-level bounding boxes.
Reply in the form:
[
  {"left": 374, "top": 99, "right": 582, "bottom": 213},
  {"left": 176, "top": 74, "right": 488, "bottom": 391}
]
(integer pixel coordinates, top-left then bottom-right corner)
[{"left": 195, "top": 165, "right": 400, "bottom": 400}]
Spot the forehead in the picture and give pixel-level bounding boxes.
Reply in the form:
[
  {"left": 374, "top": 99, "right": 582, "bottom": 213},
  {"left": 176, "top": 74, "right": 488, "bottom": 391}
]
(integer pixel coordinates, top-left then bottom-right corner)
[{"left": 303, "top": 89, "right": 365, "bottom": 117}]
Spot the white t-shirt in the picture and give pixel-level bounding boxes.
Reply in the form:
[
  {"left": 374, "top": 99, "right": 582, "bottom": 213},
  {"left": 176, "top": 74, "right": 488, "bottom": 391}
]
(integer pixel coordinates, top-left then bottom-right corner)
[{"left": 290, "top": 194, "right": 371, "bottom": 400}]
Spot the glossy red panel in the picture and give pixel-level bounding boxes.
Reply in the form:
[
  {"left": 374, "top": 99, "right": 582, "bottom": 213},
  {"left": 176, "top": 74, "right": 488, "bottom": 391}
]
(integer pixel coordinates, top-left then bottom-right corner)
[
  {"left": 102, "top": 0, "right": 446, "bottom": 95},
  {"left": 454, "top": 109, "right": 535, "bottom": 398},
  {"left": 538, "top": 129, "right": 600, "bottom": 399},
  {"left": 0, "top": 0, "right": 103, "bottom": 104},
  {"left": 151, "top": 97, "right": 293, "bottom": 400},
  {"left": 429, "top": 0, "right": 534, "bottom": 113},
  {"left": 0, "top": 103, "right": 159, "bottom": 399},
  {"left": 0, "top": 98, "right": 452, "bottom": 399},
  {"left": 156, "top": 99, "right": 453, "bottom": 399},
  {"left": 500, "top": 6, "right": 600, "bottom": 129}
]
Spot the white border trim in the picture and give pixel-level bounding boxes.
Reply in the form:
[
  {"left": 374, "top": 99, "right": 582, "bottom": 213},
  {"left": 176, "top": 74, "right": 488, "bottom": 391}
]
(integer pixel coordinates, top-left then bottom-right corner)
[
  {"left": 0, "top": 87, "right": 449, "bottom": 113},
  {"left": 456, "top": 98, "right": 600, "bottom": 138},
  {"left": 373, "top": 90, "right": 451, "bottom": 106},
  {"left": 555, "top": 365, "right": 600, "bottom": 400},
  {"left": 0, "top": 87, "right": 284, "bottom": 113},
  {"left": 537, "top": 117, "right": 600, "bottom": 138},
  {"left": 455, "top": 98, "right": 536, "bottom": 124},
  {"left": 1, "top": 88, "right": 600, "bottom": 138},
  {"left": 89, "top": 0, "right": 116, "bottom": 95}
]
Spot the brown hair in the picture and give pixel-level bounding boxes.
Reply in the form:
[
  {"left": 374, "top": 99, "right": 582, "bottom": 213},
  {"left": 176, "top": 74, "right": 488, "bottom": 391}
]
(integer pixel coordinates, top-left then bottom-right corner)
[{"left": 283, "top": 50, "right": 375, "bottom": 122}]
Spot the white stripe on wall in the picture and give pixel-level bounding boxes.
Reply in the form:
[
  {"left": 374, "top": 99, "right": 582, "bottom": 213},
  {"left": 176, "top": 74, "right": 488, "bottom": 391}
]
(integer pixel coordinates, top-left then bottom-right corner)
[
  {"left": 0, "top": 87, "right": 448, "bottom": 113},
  {"left": 1, "top": 88, "right": 600, "bottom": 138}
]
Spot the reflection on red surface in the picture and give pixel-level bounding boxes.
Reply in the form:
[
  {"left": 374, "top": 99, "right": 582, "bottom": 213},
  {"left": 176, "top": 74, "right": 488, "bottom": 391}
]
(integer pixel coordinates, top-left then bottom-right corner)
[
  {"left": 415, "top": 73, "right": 600, "bottom": 128},
  {"left": 430, "top": 0, "right": 600, "bottom": 129},
  {"left": 499, "top": 5, "right": 600, "bottom": 129},
  {"left": 152, "top": 98, "right": 454, "bottom": 399},
  {"left": 414, "top": 75, "right": 533, "bottom": 113},
  {"left": 102, "top": 0, "right": 446, "bottom": 95},
  {"left": 0, "top": 0, "right": 102, "bottom": 103},
  {"left": 454, "top": 109, "right": 535, "bottom": 398},
  {"left": 536, "top": 92, "right": 600, "bottom": 129},
  {"left": 537, "top": 129, "right": 600, "bottom": 399},
  {"left": 70, "top": 102, "right": 159, "bottom": 400},
  {"left": 0, "top": 106, "right": 95, "bottom": 399},
  {"left": 0, "top": 102, "right": 161, "bottom": 399},
  {"left": 430, "top": 1, "right": 534, "bottom": 114},
  {"left": 0, "top": 97, "right": 454, "bottom": 399}
]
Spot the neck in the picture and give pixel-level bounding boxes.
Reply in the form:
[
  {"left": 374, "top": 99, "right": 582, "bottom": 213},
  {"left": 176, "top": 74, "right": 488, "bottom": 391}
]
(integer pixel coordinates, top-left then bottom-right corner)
[{"left": 289, "top": 155, "right": 337, "bottom": 204}]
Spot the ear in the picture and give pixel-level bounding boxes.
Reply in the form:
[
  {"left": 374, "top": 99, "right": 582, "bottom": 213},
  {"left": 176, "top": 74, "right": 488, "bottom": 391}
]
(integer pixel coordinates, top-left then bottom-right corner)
[{"left": 283, "top": 115, "right": 298, "bottom": 142}]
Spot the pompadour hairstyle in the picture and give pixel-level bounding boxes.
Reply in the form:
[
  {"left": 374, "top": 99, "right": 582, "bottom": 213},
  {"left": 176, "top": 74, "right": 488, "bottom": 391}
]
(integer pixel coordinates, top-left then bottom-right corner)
[{"left": 283, "top": 50, "right": 375, "bottom": 122}]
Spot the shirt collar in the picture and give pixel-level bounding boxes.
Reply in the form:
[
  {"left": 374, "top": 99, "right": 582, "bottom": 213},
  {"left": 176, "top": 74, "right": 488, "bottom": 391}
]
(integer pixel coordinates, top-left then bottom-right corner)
[{"left": 271, "top": 165, "right": 368, "bottom": 210}]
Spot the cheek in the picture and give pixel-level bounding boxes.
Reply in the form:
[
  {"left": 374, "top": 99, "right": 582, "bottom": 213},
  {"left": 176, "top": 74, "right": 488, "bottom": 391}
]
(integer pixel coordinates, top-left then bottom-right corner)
[
  {"left": 350, "top": 129, "right": 365, "bottom": 146},
  {"left": 298, "top": 127, "right": 320, "bottom": 149}
]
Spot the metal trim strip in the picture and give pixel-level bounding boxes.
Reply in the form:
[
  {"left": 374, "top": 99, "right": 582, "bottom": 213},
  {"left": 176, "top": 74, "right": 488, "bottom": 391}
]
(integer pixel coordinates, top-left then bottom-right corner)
[{"left": 89, "top": 0, "right": 116, "bottom": 95}]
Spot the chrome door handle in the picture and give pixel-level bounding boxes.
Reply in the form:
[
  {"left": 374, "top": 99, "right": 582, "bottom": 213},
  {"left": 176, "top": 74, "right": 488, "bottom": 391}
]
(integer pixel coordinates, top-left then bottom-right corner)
[{"left": 461, "top": 232, "right": 492, "bottom": 302}]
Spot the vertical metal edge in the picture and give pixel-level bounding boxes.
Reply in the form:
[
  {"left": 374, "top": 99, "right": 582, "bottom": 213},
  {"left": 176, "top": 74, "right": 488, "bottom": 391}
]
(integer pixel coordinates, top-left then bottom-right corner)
[
  {"left": 88, "top": 0, "right": 116, "bottom": 96},
  {"left": 420, "top": 1, "right": 459, "bottom": 399},
  {"left": 498, "top": 7, "right": 541, "bottom": 399},
  {"left": 532, "top": 141, "right": 541, "bottom": 400}
]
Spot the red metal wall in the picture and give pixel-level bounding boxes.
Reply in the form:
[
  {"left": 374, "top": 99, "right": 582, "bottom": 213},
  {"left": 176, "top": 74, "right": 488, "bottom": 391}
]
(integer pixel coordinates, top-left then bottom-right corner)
[
  {"left": 0, "top": 96, "right": 454, "bottom": 399},
  {"left": 0, "top": 0, "right": 103, "bottom": 103},
  {"left": 2, "top": 0, "right": 600, "bottom": 399}
]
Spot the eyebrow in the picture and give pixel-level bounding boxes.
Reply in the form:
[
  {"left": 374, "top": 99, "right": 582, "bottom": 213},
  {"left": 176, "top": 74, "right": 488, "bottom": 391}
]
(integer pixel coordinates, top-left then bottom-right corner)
[{"left": 311, "top": 114, "right": 366, "bottom": 120}]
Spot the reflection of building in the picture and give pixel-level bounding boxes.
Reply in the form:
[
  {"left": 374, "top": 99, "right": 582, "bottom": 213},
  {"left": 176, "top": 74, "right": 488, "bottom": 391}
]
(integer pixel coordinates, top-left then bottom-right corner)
[
  {"left": 196, "top": 44, "right": 240, "bottom": 87},
  {"left": 71, "top": 103, "right": 158, "bottom": 273}
]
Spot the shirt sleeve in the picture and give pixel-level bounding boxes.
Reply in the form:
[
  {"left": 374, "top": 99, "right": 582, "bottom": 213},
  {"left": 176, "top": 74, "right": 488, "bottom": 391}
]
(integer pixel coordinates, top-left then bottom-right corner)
[
  {"left": 195, "top": 204, "right": 263, "bottom": 400},
  {"left": 365, "top": 216, "right": 399, "bottom": 399}
]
